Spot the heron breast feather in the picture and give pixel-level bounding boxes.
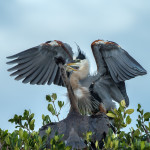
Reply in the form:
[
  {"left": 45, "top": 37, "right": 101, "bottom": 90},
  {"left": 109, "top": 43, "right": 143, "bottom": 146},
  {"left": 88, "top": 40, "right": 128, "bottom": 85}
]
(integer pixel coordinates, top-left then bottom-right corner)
[{"left": 74, "top": 89, "right": 83, "bottom": 99}]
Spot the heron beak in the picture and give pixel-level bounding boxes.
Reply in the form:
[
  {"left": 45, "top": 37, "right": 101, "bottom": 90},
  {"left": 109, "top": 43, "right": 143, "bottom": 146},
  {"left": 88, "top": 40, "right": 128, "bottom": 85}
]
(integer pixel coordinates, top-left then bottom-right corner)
[
  {"left": 67, "top": 63, "right": 80, "bottom": 66},
  {"left": 65, "top": 62, "right": 79, "bottom": 71}
]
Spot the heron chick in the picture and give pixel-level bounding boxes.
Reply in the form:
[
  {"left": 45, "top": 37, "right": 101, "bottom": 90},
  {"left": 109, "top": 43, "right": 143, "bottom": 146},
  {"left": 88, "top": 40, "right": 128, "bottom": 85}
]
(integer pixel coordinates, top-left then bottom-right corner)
[
  {"left": 66, "top": 53, "right": 93, "bottom": 114},
  {"left": 66, "top": 48, "right": 105, "bottom": 115}
]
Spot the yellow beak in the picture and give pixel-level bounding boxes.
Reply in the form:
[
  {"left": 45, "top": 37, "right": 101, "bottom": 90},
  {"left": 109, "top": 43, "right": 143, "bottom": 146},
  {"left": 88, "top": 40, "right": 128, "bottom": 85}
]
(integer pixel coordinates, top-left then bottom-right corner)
[
  {"left": 67, "top": 63, "right": 79, "bottom": 66},
  {"left": 66, "top": 63, "right": 79, "bottom": 71}
]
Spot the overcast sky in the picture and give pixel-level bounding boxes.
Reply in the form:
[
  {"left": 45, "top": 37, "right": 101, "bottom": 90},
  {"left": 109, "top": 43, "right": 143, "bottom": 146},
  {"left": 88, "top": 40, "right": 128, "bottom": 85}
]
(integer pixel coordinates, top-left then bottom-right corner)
[{"left": 0, "top": 0, "right": 150, "bottom": 132}]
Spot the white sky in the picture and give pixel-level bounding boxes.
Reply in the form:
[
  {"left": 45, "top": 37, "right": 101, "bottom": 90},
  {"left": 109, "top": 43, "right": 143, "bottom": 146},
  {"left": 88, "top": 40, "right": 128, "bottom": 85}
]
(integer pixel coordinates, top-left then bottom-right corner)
[{"left": 0, "top": 0, "right": 150, "bottom": 132}]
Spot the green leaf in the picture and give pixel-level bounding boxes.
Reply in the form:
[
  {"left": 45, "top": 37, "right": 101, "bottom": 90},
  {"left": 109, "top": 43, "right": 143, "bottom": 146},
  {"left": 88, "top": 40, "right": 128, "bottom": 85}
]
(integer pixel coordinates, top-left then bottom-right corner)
[
  {"left": 141, "top": 141, "right": 145, "bottom": 150},
  {"left": 125, "top": 109, "right": 134, "bottom": 115},
  {"left": 23, "top": 110, "right": 29, "bottom": 119},
  {"left": 144, "top": 112, "right": 150, "bottom": 121},
  {"left": 8, "top": 119, "right": 15, "bottom": 123},
  {"left": 15, "top": 125, "right": 21, "bottom": 128},
  {"left": 23, "top": 131, "right": 28, "bottom": 139},
  {"left": 14, "top": 114, "right": 19, "bottom": 123},
  {"left": 107, "top": 113, "right": 116, "bottom": 118},
  {"left": 114, "top": 140, "right": 119, "bottom": 149},
  {"left": 126, "top": 116, "right": 131, "bottom": 124},
  {"left": 137, "top": 104, "right": 141, "bottom": 111},
  {"left": 65, "top": 147, "right": 71, "bottom": 150},
  {"left": 45, "top": 115, "right": 51, "bottom": 123},
  {"left": 5, "top": 135, "right": 10, "bottom": 145},
  {"left": 121, "top": 123, "right": 127, "bottom": 127},
  {"left": 29, "top": 119, "right": 35, "bottom": 130},
  {"left": 133, "top": 129, "right": 140, "bottom": 137},
  {"left": 19, "top": 128, "right": 23, "bottom": 139},
  {"left": 48, "top": 104, "right": 55, "bottom": 115},
  {"left": 54, "top": 135, "right": 59, "bottom": 142},
  {"left": 119, "top": 105, "right": 125, "bottom": 112},
  {"left": 28, "top": 113, "right": 34, "bottom": 123},
  {"left": 50, "top": 139, "right": 53, "bottom": 145},
  {"left": 14, "top": 147, "right": 19, "bottom": 150},
  {"left": 120, "top": 100, "right": 126, "bottom": 107},
  {"left": 2, "top": 130, "right": 8, "bottom": 137},
  {"left": 46, "top": 95, "right": 52, "bottom": 102},
  {"left": 42, "top": 114, "right": 45, "bottom": 120},
  {"left": 119, "top": 131, "right": 125, "bottom": 138},
  {"left": 52, "top": 93, "right": 57, "bottom": 100},
  {"left": 86, "top": 131, "right": 92, "bottom": 141},
  {"left": 141, "top": 109, "right": 144, "bottom": 115},
  {"left": 95, "top": 140, "right": 99, "bottom": 148},
  {"left": 24, "top": 122, "right": 28, "bottom": 129},
  {"left": 46, "top": 127, "right": 51, "bottom": 135},
  {"left": 58, "top": 101, "right": 64, "bottom": 109},
  {"left": 114, "top": 108, "right": 119, "bottom": 115},
  {"left": 137, "top": 120, "right": 142, "bottom": 127}
]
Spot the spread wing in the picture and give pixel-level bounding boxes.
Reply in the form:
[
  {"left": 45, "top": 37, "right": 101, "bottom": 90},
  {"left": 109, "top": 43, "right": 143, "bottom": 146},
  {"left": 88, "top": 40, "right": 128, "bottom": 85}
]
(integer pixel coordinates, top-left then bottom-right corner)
[
  {"left": 91, "top": 40, "right": 147, "bottom": 83},
  {"left": 7, "top": 40, "right": 73, "bottom": 86}
]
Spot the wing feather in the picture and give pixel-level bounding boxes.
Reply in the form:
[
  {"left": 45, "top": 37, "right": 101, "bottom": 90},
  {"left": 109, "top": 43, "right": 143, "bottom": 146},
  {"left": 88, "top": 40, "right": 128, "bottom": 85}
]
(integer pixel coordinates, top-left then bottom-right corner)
[
  {"left": 7, "top": 53, "right": 41, "bottom": 72},
  {"left": 105, "top": 58, "right": 119, "bottom": 82},
  {"left": 54, "top": 69, "right": 61, "bottom": 85},
  {"left": 31, "top": 59, "right": 52, "bottom": 85},
  {"left": 115, "top": 56, "right": 136, "bottom": 77},
  {"left": 6, "top": 47, "right": 38, "bottom": 59},
  {"left": 7, "top": 41, "right": 73, "bottom": 86},
  {"left": 26, "top": 57, "right": 50, "bottom": 84},
  {"left": 22, "top": 65, "right": 44, "bottom": 84},
  {"left": 102, "top": 47, "right": 147, "bottom": 82},
  {"left": 48, "top": 64, "right": 58, "bottom": 85},
  {"left": 110, "top": 57, "right": 131, "bottom": 80},
  {"left": 91, "top": 40, "right": 147, "bottom": 83},
  {"left": 39, "top": 61, "right": 56, "bottom": 85}
]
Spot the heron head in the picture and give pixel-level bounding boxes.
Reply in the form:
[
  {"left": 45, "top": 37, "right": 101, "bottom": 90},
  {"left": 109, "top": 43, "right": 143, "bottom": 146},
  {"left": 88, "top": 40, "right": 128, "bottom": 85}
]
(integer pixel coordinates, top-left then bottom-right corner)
[
  {"left": 65, "top": 44, "right": 87, "bottom": 72},
  {"left": 65, "top": 59, "right": 86, "bottom": 72}
]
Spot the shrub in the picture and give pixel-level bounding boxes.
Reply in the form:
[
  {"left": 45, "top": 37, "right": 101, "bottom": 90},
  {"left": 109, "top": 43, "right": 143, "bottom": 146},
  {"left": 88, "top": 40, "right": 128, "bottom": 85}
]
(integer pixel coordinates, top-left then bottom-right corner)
[{"left": 0, "top": 94, "right": 150, "bottom": 150}]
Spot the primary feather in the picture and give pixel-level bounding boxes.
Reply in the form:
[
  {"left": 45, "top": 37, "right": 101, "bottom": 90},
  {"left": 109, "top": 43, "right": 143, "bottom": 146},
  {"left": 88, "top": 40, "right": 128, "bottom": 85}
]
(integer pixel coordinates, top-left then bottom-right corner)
[{"left": 7, "top": 40, "right": 73, "bottom": 86}]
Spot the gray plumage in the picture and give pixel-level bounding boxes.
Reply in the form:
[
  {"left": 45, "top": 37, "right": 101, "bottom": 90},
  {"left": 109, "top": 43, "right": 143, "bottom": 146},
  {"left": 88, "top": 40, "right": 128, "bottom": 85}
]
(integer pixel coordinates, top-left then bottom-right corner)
[
  {"left": 7, "top": 41, "right": 73, "bottom": 86},
  {"left": 7, "top": 39, "right": 147, "bottom": 112},
  {"left": 39, "top": 64, "right": 109, "bottom": 149},
  {"left": 81, "top": 40, "right": 147, "bottom": 110}
]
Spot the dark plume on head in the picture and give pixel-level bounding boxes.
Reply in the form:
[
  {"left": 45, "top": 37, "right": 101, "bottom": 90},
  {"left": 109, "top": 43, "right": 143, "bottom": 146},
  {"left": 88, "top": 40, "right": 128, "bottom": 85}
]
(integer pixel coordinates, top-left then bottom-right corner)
[{"left": 75, "top": 43, "right": 86, "bottom": 60}]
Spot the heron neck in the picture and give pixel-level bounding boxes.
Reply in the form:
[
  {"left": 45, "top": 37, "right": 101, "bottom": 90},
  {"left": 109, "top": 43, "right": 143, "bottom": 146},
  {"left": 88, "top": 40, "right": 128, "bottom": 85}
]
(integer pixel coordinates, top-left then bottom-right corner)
[{"left": 70, "top": 59, "right": 89, "bottom": 90}]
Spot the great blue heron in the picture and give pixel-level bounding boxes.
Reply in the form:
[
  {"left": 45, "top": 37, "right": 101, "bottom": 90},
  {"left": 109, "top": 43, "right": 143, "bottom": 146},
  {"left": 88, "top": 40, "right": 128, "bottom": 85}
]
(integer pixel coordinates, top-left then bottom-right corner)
[{"left": 7, "top": 40, "right": 147, "bottom": 114}]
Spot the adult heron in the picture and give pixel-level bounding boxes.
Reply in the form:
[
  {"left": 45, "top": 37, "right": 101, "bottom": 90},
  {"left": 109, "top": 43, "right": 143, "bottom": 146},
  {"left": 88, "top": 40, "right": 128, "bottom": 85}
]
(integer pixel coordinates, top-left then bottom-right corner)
[{"left": 7, "top": 40, "right": 147, "bottom": 114}]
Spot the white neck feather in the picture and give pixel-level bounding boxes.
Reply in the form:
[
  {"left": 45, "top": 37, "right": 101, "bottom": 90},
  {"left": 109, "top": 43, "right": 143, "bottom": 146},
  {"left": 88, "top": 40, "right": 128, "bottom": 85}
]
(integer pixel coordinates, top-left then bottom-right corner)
[{"left": 70, "top": 59, "right": 89, "bottom": 90}]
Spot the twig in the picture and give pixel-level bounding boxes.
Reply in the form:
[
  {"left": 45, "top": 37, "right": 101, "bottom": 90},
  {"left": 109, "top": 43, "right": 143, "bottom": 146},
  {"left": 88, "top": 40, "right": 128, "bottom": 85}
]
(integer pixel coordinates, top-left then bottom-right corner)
[{"left": 52, "top": 101, "right": 60, "bottom": 122}]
